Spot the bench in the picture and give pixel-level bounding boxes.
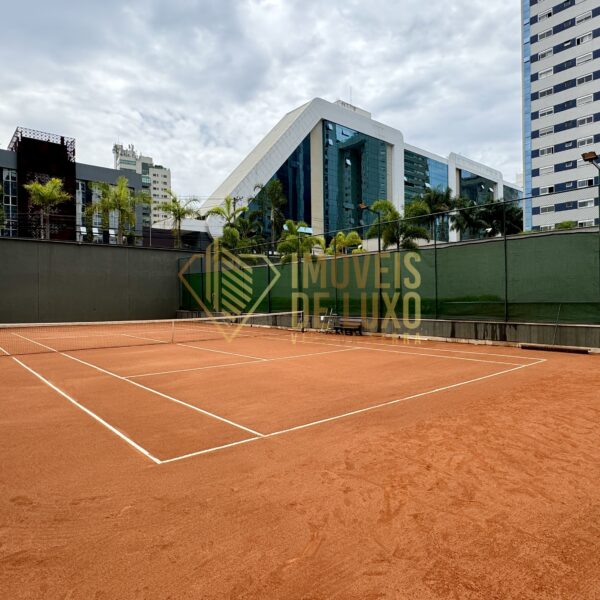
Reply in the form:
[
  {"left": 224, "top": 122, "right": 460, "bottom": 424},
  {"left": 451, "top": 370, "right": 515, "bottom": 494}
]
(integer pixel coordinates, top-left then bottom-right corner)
[{"left": 334, "top": 317, "right": 363, "bottom": 336}]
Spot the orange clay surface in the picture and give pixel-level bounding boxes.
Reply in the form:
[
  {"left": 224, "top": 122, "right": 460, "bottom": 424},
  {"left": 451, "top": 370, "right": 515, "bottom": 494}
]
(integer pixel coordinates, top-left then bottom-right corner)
[{"left": 1, "top": 329, "right": 599, "bottom": 599}]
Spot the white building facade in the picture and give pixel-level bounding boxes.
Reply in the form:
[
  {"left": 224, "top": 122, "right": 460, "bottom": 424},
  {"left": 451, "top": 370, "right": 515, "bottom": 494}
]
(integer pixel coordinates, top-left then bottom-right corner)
[
  {"left": 522, "top": 0, "right": 600, "bottom": 231},
  {"left": 113, "top": 144, "right": 172, "bottom": 227}
]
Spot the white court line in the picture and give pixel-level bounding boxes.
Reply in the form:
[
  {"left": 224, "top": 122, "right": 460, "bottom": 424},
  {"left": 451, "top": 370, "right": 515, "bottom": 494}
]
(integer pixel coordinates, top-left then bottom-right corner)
[
  {"left": 176, "top": 342, "right": 265, "bottom": 360},
  {"left": 11, "top": 332, "right": 264, "bottom": 438},
  {"left": 125, "top": 347, "right": 359, "bottom": 379},
  {"left": 160, "top": 358, "right": 547, "bottom": 464},
  {"left": 121, "top": 333, "right": 170, "bottom": 344},
  {"left": 125, "top": 358, "right": 265, "bottom": 379},
  {"left": 269, "top": 335, "right": 527, "bottom": 367},
  {"left": 159, "top": 436, "right": 263, "bottom": 464},
  {"left": 10, "top": 356, "right": 162, "bottom": 464},
  {"left": 352, "top": 336, "right": 543, "bottom": 361}
]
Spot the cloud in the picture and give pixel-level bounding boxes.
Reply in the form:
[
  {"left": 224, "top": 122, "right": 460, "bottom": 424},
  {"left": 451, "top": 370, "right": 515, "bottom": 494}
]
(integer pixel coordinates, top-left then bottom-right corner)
[{"left": 0, "top": 0, "right": 524, "bottom": 197}]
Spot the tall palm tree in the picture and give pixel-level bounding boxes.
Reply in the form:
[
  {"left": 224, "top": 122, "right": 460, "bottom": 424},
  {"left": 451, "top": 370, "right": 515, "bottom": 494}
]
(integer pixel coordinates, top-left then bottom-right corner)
[
  {"left": 23, "top": 178, "right": 72, "bottom": 240},
  {"left": 252, "top": 180, "right": 287, "bottom": 244},
  {"left": 365, "top": 199, "right": 430, "bottom": 251},
  {"left": 204, "top": 195, "right": 246, "bottom": 227},
  {"left": 86, "top": 176, "right": 150, "bottom": 245},
  {"left": 277, "top": 220, "right": 324, "bottom": 263},
  {"left": 161, "top": 191, "right": 199, "bottom": 248}
]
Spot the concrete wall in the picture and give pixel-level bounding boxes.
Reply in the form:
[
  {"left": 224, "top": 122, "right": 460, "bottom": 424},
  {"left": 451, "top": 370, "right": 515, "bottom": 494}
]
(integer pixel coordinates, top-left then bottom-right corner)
[{"left": 0, "top": 238, "right": 193, "bottom": 323}]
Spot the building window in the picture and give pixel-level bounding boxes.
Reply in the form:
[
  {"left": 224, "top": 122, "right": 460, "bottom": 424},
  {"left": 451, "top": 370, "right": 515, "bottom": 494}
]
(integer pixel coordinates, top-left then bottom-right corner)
[
  {"left": 539, "top": 87, "right": 553, "bottom": 97},
  {"left": 539, "top": 67, "right": 553, "bottom": 79},
  {"left": 538, "top": 48, "right": 553, "bottom": 60},
  {"left": 576, "top": 52, "right": 593, "bottom": 65},
  {"left": 539, "top": 106, "right": 554, "bottom": 117},
  {"left": 539, "top": 126, "right": 554, "bottom": 137},
  {"left": 578, "top": 178, "right": 594, "bottom": 188},
  {"left": 578, "top": 220, "right": 594, "bottom": 227},
  {"left": 540, "top": 205, "right": 555, "bottom": 213},
  {"left": 539, "top": 10, "right": 552, "bottom": 21},
  {"left": 539, "top": 165, "right": 554, "bottom": 175},
  {"left": 577, "top": 32, "right": 593, "bottom": 45},
  {"left": 577, "top": 136, "right": 594, "bottom": 147},
  {"left": 578, "top": 199, "right": 594, "bottom": 208},
  {"left": 540, "top": 225, "right": 554, "bottom": 232},
  {"left": 577, "top": 73, "right": 593, "bottom": 86},
  {"left": 539, "top": 146, "right": 554, "bottom": 156},
  {"left": 577, "top": 94, "right": 593, "bottom": 106},
  {"left": 540, "top": 186, "right": 555, "bottom": 195},
  {"left": 576, "top": 11, "right": 592, "bottom": 25},
  {"left": 577, "top": 115, "right": 594, "bottom": 127},
  {"left": 539, "top": 28, "right": 553, "bottom": 40}
]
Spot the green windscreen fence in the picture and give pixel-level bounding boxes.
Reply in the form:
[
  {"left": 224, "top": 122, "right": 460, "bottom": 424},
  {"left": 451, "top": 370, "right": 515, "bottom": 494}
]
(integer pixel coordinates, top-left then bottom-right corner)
[{"left": 180, "top": 231, "right": 600, "bottom": 325}]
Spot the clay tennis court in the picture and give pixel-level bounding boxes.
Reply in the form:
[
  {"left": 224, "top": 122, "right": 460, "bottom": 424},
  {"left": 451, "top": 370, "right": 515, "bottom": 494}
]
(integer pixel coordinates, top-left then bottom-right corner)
[{"left": 1, "top": 316, "right": 600, "bottom": 598}]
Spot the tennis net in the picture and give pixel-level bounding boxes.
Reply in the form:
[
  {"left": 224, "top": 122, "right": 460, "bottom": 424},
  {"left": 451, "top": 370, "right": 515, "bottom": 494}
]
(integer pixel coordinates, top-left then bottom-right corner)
[{"left": 0, "top": 311, "right": 304, "bottom": 357}]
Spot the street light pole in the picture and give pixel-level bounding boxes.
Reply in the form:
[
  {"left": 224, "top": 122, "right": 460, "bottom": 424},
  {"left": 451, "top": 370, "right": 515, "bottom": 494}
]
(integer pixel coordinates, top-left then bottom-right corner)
[{"left": 581, "top": 151, "right": 600, "bottom": 300}]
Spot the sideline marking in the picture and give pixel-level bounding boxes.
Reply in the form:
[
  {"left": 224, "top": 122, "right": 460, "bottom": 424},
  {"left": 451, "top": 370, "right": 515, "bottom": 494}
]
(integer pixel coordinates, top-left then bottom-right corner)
[
  {"left": 10, "top": 356, "right": 161, "bottom": 464},
  {"left": 125, "top": 347, "right": 358, "bottom": 379},
  {"left": 12, "top": 332, "right": 264, "bottom": 438}
]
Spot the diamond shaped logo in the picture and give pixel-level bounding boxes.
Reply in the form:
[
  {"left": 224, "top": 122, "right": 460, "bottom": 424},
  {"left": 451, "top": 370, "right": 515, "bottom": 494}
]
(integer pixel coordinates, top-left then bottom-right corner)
[{"left": 178, "top": 240, "right": 281, "bottom": 342}]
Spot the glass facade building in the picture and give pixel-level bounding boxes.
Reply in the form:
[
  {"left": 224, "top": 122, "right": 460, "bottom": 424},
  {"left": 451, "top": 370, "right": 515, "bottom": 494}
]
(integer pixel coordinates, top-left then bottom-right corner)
[
  {"left": 404, "top": 149, "right": 449, "bottom": 205},
  {"left": 458, "top": 170, "right": 497, "bottom": 204},
  {"left": 323, "top": 121, "right": 388, "bottom": 232},
  {"left": 275, "top": 134, "right": 312, "bottom": 224}
]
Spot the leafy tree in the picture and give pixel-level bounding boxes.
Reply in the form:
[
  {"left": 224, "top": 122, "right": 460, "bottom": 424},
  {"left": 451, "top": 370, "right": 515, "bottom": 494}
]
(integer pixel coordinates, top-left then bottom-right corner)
[
  {"left": 161, "top": 191, "right": 199, "bottom": 248},
  {"left": 252, "top": 180, "right": 288, "bottom": 244},
  {"left": 364, "top": 199, "right": 430, "bottom": 251},
  {"left": 86, "top": 176, "right": 150, "bottom": 245},
  {"left": 204, "top": 194, "right": 246, "bottom": 227},
  {"left": 325, "top": 230, "right": 363, "bottom": 255},
  {"left": 277, "top": 220, "right": 324, "bottom": 263},
  {"left": 555, "top": 220, "right": 576, "bottom": 231},
  {"left": 23, "top": 177, "right": 72, "bottom": 240}
]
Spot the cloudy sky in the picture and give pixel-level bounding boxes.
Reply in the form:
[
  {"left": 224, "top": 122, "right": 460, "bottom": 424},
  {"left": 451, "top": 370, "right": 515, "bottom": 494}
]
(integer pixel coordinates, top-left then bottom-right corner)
[{"left": 0, "top": 0, "right": 523, "bottom": 198}]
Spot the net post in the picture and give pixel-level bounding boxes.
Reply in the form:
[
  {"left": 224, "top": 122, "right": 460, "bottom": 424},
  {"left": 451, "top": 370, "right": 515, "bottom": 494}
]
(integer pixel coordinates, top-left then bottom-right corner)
[{"left": 171, "top": 319, "right": 175, "bottom": 343}]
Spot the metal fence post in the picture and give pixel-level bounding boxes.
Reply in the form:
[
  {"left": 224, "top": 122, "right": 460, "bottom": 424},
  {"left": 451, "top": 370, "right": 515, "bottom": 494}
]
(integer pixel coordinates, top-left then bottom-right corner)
[{"left": 503, "top": 200, "right": 509, "bottom": 323}]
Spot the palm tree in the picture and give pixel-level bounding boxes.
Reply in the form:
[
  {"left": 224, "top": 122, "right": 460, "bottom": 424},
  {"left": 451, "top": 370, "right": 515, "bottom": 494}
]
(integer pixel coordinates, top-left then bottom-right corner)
[
  {"left": 277, "top": 220, "right": 324, "bottom": 263},
  {"left": 408, "top": 187, "right": 463, "bottom": 242},
  {"left": 161, "top": 191, "right": 199, "bottom": 248},
  {"left": 252, "top": 180, "right": 288, "bottom": 244},
  {"left": 365, "top": 199, "right": 430, "bottom": 251},
  {"left": 86, "top": 176, "right": 150, "bottom": 245},
  {"left": 451, "top": 198, "right": 523, "bottom": 238},
  {"left": 23, "top": 178, "right": 72, "bottom": 240},
  {"left": 204, "top": 195, "right": 246, "bottom": 227},
  {"left": 325, "top": 230, "right": 363, "bottom": 255},
  {"left": 232, "top": 213, "right": 265, "bottom": 252}
]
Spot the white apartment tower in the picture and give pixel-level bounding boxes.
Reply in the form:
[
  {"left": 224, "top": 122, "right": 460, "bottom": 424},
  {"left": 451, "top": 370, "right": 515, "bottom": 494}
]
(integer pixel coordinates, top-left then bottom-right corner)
[
  {"left": 522, "top": 0, "right": 600, "bottom": 231},
  {"left": 113, "top": 144, "right": 172, "bottom": 226}
]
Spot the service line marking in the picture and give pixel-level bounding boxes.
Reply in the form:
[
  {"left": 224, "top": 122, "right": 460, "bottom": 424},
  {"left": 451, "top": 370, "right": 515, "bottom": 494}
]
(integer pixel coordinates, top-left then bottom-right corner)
[{"left": 125, "top": 347, "right": 358, "bottom": 379}]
